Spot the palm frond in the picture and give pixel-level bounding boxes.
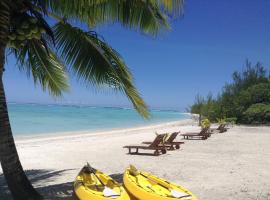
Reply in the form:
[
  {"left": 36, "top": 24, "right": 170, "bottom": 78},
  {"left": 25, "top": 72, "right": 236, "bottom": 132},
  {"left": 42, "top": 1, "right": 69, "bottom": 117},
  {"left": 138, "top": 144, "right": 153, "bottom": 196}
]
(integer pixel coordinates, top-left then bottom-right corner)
[
  {"left": 53, "top": 22, "right": 149, "bottom": 118},
  {"left": 156, "top": 0, "right": 184, "bottom": 16},
  {"left": 45, "top": 0, "right": 183, "bottom": 35},
  {"left": 0, "top": 0, "right": 11, "bottom": 45},
  {"left": 14, "top": 39, "right": 69, "bottom": 96}
]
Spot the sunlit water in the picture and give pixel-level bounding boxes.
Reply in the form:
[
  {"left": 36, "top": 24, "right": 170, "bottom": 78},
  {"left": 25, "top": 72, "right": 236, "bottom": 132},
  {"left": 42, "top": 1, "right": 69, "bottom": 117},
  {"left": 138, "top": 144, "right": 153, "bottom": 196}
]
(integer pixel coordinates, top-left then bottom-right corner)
[{"left": 7, "top": 103, "right": 190, "bottom": 136}]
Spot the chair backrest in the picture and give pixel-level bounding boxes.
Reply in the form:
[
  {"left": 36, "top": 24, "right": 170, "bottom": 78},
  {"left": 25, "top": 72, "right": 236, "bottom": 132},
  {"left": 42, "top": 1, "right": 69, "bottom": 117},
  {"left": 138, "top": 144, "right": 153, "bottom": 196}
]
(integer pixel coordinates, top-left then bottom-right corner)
[
  {"left": 200, "top": 127, "right": 209, "bottom": 135},
  {"left": 219, "top": 124, "right": 227, "bottom": 132},
  {"left": 217, "top": 124, "right": 224, "bottom": 130},
  {"left": 149, "top": 134, "right": 166, "bottom": 148},
  {"left": 166, "top": 132, "right": 180, "bottom": 143}
]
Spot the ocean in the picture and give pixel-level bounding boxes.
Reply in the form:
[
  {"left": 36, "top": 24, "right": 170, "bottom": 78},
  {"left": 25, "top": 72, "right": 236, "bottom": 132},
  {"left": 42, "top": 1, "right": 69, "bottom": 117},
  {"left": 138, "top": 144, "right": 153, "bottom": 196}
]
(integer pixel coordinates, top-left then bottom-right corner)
[{"left": 7, "top": 103, "right": 190, "bottom": 136}]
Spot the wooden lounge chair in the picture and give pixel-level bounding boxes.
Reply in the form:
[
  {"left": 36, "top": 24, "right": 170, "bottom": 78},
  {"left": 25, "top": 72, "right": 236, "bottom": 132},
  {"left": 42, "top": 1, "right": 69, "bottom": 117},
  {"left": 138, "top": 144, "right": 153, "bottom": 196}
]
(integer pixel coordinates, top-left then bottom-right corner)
[
  {"left": 219, "top": 124, "right": 228, "bottom": 133},
  {"left": 211, "top": 124, "right": 228, "bottom": 133},
  {"left": 142, "top": 132, "right": 184, "bottom": 150},
  {"left": 210, "top": 124, "right": 222, "bottom": 133},
  {"left": 123, "top": 134, "right": 167, "bottom": 156},
  {"left": 181, "top": 127, "right": 210, "bottom": 140}
]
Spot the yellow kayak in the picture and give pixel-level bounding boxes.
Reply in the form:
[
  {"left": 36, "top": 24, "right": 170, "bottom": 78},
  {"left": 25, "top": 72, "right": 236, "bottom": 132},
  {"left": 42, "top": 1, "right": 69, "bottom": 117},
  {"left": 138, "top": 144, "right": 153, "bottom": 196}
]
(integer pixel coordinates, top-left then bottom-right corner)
[
  {"left": 123, "top": 165, "right": 198, "bottom": 200},
  {"left": 74, "top": 164, "right": 130, "bottom": 200}
]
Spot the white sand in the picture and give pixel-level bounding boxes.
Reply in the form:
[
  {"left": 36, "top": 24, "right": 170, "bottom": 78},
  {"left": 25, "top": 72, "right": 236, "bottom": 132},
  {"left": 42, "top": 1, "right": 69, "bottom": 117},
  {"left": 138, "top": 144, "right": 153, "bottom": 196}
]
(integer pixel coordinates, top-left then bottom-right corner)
[{"left": 1, "top": 119, "right": 270, "bottom": 200}]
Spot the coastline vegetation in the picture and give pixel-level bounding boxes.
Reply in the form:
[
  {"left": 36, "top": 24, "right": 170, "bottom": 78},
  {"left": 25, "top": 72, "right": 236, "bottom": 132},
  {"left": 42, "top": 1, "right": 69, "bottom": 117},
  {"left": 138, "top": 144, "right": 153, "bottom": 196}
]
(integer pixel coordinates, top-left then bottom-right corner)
[{"left": 190, "top": 60, "right": 270, "bottom": 125}]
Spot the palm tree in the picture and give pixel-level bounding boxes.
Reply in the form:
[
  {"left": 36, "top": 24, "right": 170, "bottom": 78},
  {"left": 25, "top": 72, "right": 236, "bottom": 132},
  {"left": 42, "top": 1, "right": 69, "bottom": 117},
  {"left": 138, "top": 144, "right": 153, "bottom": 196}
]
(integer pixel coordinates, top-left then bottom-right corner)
[{"left": 0, "top": 0, "right": 184, "bottom": 199}]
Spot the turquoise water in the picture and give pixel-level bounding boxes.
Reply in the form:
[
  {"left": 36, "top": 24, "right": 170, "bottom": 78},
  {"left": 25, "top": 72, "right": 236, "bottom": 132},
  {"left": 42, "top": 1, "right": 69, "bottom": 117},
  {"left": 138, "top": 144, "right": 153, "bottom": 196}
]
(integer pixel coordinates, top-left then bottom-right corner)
[{"left": 7, "top": 103, "right": 190, "bottom": 136}]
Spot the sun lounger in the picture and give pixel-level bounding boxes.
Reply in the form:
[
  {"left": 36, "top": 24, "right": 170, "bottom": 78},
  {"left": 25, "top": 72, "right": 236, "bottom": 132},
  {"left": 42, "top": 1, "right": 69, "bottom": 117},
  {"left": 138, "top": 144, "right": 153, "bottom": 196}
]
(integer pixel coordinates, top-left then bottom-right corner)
[
  {"left": 181, "top": 127, "right": 210, "bottom": 140},
  {"left": 210, "top": 124, "right": 222, "bottom": 133},
  {"left": 219, "top": 124, "right": 228, "bottom": 133},
  {"left": 142, "top": 131, "right": 184, "bottom": 150},
  {"left": 123, "top": 134, "right": 167, "bottom": 156},
  {"left": 211, "top": 124, "right": 228, "bottom": 133}
]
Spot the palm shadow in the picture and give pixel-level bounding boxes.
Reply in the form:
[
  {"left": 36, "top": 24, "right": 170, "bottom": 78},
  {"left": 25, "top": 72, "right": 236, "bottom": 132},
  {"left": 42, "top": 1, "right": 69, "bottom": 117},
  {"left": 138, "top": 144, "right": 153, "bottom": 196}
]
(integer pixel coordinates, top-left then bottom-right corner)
[
  {"left": 0, "top": 170, "right": 126, "bottom": 200},
  {"left": 0, "top": 169, "right": 76, "bottom": 200}
]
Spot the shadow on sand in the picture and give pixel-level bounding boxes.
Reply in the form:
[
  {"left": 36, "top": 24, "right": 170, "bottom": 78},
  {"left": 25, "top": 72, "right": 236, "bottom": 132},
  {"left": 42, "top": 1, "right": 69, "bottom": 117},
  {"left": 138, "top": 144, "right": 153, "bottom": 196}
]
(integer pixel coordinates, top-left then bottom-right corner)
[{"left": 0, "top": 169, "right": 124, "bottom": 200}]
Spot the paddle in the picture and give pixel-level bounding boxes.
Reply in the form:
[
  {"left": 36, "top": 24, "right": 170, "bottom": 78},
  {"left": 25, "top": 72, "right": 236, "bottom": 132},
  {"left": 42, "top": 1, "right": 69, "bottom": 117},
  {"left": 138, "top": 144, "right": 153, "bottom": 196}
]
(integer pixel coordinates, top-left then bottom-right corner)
[
  {"left": 85, "top": 163, "right": 120, "bottom": 198},
  {"left": 129, "top": 165, "right": 192, "bottom": 199},
  {"left": 86, "top": 162, "right": 106, "bottom": 187}
]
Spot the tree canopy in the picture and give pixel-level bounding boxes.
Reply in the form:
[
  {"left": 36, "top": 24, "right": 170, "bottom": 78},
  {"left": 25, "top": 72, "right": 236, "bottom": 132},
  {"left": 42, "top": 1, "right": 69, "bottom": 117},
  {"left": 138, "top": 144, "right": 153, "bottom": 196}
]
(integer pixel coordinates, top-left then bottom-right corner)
[
  {"left": 190, "top": 61, "right": 270, "bottom": 124},
  {"left": 1, "top": 0, "right": 185, "bottom": 118}
]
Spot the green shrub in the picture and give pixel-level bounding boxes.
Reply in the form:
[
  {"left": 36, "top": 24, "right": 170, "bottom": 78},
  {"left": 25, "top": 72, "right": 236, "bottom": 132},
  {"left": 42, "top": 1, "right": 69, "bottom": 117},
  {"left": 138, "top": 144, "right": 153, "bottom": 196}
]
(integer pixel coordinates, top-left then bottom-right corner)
[
  {"left": 247, "top": 82, "right": 270, "bottom": 104},
  {"left": 217, "top": 118, "right": 226, "bottom": 125},
  {"left": 225, "top": 117, "right": 237, "bottom": 125},
  {"left": 243, "top": 103, "right": 270, "bottom": 124},
  {"left": 190, "top": 61, "right": 270, "bottom": 124},
  {"left": 201, "top": 118, "right": 211, "bottom": 128}
]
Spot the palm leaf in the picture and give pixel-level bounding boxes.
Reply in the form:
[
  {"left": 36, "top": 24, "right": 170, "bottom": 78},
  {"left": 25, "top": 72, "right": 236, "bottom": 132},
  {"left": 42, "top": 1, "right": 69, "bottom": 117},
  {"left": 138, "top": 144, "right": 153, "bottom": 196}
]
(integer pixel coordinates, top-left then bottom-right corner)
[
  {"left": 0, "top": 0, "right": 10, "bottom": 44},
  {"left": 53, "top": 22, "right": 149, "bottom": 118},
  {"left": 156, "top": 0, "right": 184, "bottom": 16},
  {"left": 44, "top": 0, "right": 183, "bottom": 34},
  {"left": 14, "top": 39, "right": 69, "bottom": 96}
]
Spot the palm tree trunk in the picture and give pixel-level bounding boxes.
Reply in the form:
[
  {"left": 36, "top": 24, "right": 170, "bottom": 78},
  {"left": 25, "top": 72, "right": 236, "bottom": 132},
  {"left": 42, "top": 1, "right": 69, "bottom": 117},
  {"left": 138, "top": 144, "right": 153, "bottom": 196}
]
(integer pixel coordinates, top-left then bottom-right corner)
[
  {"left": 0, "top": 2, "right": 41, "bottom": 198},
  {"left": 0, "top": 45, "right": 42, "bottom": 199}
]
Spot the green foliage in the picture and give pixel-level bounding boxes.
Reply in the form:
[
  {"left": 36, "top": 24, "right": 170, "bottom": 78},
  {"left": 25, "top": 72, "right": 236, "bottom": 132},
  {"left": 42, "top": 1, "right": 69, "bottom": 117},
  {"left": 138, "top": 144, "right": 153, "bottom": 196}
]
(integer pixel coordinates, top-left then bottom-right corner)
[
  {"left": 15, "top": 39, "right": 69, "bottom": 96},
  {"left": 201, "top": 118, "right": 211, "bottom": 129},
  {"left": 190, "top": 61, "right": 270, "bottom": 124},
  {"left": 246, "top": 83, "right": 270, "bottom": 104},
  {"left": 217, "top": 118, "right": 226, "bottom": 125},
  {"left": 190, "top": 95, "right": 205, "bottom": 114},
  {"left": 5, "top": 0, "right": 184, "bottom": 118},
  {"left": 243, "top": 103, "right": 270, "bottom": 124},
  {"left": 44, "top": 0, "right": 183, "bottom": 35},
  {"left": 225, "top": 117, "right": 237, "bottom": 125}
]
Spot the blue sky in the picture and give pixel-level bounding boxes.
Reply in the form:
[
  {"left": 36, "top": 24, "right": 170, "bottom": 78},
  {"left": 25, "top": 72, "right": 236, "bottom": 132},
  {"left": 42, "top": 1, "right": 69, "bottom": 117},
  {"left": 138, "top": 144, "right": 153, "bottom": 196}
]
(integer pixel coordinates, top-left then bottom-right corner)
[{"left": 4, "top": 0, "right": 270, "bottom": 111}]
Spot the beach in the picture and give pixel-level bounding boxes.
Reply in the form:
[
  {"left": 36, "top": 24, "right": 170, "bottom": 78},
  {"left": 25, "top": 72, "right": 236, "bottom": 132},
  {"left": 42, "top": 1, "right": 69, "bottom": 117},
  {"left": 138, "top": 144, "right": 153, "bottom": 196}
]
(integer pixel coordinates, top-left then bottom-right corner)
[{"left": 1, "top": 119, "right": 270, "bottom": 200}]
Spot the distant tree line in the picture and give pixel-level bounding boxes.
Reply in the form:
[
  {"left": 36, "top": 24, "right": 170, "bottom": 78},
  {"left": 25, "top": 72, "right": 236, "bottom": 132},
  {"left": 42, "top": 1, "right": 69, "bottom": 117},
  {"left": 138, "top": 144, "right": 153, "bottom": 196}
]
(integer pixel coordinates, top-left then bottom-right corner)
[{"left": 190, "top": 61, "right": 270, "bottom": 124}]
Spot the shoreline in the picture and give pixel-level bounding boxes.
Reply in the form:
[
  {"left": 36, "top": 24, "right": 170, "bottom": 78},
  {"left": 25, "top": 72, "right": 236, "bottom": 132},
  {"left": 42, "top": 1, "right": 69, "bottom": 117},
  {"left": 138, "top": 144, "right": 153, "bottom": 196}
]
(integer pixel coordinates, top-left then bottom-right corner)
[
  {"left": 1, "top": 120, "right": 270, "bottom": 199},
  {"left": 15, "top": 118, "right": 195, "bottom": 143}
]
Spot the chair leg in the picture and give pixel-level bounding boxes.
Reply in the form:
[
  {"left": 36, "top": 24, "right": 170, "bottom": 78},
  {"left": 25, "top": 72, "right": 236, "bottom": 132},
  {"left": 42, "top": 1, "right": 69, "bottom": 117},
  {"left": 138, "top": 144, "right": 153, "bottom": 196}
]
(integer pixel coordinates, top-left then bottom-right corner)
[
  {"left": 175, "top": 144, "right": 180, "bottom": 149},
  {"left": 154, "top": 150, "right": 159, "bottom": 156}
]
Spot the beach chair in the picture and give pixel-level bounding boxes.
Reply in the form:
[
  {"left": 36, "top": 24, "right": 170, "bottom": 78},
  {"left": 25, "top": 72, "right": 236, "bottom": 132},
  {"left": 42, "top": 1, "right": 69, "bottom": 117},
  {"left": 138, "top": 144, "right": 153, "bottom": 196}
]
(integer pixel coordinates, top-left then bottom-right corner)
[
  {"left": 181, "top": 127, "right": 210, "bottom": 140},
  {"left": 210, "top": 124, "right": 222, "bottom": 133},
  {"left": 123, "top": 134, "right": 167, "bottom": 156},
  {"left": 211, "top": 124, "right": 228, "bottom": 133},
  {"left": 142, "top": 132, "right": 184, "bottom": 150},
  {"left": 219, "top": 124, "right": 228, "bottom": 133}
]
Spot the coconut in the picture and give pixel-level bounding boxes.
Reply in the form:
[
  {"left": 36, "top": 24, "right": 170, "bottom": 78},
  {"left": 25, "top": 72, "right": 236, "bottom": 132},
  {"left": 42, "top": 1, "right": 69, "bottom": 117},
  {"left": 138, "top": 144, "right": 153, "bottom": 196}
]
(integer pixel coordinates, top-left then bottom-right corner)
[
  {"left": 8, "top": 43, "right": 18, "bottom": 49},
  {"left": 31, "top": 26, "right": 39, "bottom": 34},
  {"left": 21, "top": 21, "right": 30, "bottom": 29},
  {"left": 33, "top": 32, "right": 41, "bottom": 39},
  {"left": 25, "top": 35, "right": 31, "bottom": 40},
  {"left": 25, "top": 32, "right": 32, "bottom": 38},
  {"left": 17, "top": 29, "right": 25, "bottom": 35},
  {"left": 17, "top": 35, "right": 26, "bottom": 41},
  {"left": 29, "top": 17, "right": 38, "bottom": 24},
  {"left": 8, "top": 41, "right": 19, "bottom": 49},
  {"left": 39, "top": 28, "right": 46, "bottom": 34},
  {"left": 23, "top": 28, "right": 31, "bottom": 35},
  {"left": 8, "top": 34, "right": 16, "bottom": 40}
]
